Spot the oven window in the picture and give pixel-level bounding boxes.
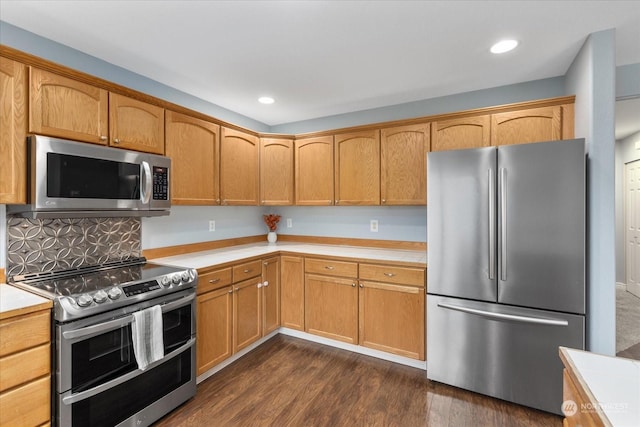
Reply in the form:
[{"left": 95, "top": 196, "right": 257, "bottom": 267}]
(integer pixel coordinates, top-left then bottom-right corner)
[
  {"left": 47, "top": 152, "right": 141, "bottom": 199},
  {"left": 71, "top": 351, "right": 191, "bottom": 427},
  {"left": 71, "top": 304, "right": 192, "bottom": 392}
]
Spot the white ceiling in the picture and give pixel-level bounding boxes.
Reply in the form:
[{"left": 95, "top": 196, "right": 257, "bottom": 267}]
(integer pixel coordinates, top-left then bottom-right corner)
[{"left": 1, "top": 0, "right": 639, "bottom": 131}]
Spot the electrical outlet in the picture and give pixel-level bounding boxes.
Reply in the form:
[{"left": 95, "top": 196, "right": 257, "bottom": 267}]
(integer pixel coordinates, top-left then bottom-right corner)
[
  {"left": 370, "top": 219, "right": 379, "bottom": 232},
  {"left": 287, "top": 218, "right": 293, "bottom": 228},
  {"left": 209, "top": 220, "right": 215, "bottom": 232}
]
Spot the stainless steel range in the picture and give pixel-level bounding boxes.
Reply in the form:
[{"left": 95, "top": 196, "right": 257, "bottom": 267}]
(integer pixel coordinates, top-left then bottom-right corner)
[{"left": 9, "top": 257, "right": 198, "bottom": 427}]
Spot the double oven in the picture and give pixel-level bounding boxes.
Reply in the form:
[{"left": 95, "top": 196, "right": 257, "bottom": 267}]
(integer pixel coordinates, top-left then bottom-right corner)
[{"left": 10, "top": 258, "right": 197, "bottom": 427}]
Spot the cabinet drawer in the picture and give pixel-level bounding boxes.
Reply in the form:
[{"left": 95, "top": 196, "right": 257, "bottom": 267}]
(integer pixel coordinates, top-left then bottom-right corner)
[
  {"left": 233, "top": 260, "right": 262, "bottom": 281},
  {"left": 305, "top": 258, "right": 358, "bottom": 278},
  {"left": 0, "top": 311, "right": 50, "bottom": 357},
  {"left": 359, "top": 263, "right": 425, "bottom": 286},
  {"left": 0, "top": 343, "right": 50, "bottom": 392},
  {"left": 0, "top": 376, "right": 50, "bottom": 427},
  {"left": 198, "top": 268, "right": 232, "bottom": 294}
]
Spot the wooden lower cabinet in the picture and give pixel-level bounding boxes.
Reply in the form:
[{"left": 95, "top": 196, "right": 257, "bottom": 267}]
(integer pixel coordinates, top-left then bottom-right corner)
[
  {"left": 261, "top": 257, "right": 281, "bottom": 335},
  {"left": 0, "top": 308, "right": 51, "bottom": 427},
  {"left": 233, "top": 277, "right": 263, "bottom": 353},
  {"left": 196, "top": 286, "right": 233, "bottom": 375},
  {"left": 305, "top": 274, "right": 358, "bottom": 344},
  {"left": 280, "top": 256, "right": 305, "bottom": 331}
]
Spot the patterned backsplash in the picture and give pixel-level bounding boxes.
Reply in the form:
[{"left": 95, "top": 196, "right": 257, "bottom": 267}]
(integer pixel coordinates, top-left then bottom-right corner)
[{"left": 6, "top": 216, "right": 141, "bottom": 278}]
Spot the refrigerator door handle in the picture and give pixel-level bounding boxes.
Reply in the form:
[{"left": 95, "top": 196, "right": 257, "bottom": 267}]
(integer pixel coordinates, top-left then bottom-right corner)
[
  {"left": 488, "top": 169, "right": 496, "bottom": 280},
  {"left": 436, "top": 302, "right": 569, "bottom": 326},
  {"left": 499, "top": 167, "right": 507, "bottom": 281}
]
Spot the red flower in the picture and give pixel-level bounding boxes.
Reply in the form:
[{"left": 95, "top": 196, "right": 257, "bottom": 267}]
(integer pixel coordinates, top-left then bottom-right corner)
[{"left": 263, "top": 214, "right": 281, "bottom": 232}]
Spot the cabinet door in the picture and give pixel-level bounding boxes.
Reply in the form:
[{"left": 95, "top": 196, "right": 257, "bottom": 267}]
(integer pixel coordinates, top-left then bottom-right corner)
[
  {"left": 261, "top": 257, "right": 281, "bottom": 335},
  {"left": 0, "top": 57, "right": 27, "bottom": 204},
  {"left": 280, "top": 256, "right": 305, "bottom": 331},
  {"left": 109, "top": 93, "right": 164, "bottom": 154},
  {"left": 305, "top": 274, "right": 358, "bottom": 344},
  {"left": 334, "top": 130, "right": 380, "bottom": 205},
  {"left": 220, "top": 127, "right": 260, "bottom": 205},
  {"left": 294, "top": 136, "right": 334, "bottom": 205},
  {"left": 165, "top": 111, "right": 220, "bottom": 205},
  {"left": 196, "top": 286, "right": 233, "bottom": 375},
  {"left": 29, "top": 67, "right": 108, "bottom": 144},
  {"left": 260, "top": 137, "right": 294, "bottom": 205},
  {"left": 380, "top": 123, "right": 430, "bottom": 205},
  {"left": 359, "top": 281, "right": 425, "bottom": 360},
  {"left": 233, "top": 277, "right": 262, "bottom": 352},
  {"left": 491, "top": 106, "right": 561, "bottom": 146},
  {"left": 431, "top": 115, "right": 490, "bottom": 151}
]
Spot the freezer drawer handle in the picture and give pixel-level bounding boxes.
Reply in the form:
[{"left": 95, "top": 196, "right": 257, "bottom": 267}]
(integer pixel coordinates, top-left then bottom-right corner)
[{"left": 437, "top": 302, "right": 569, "bottom": 326}]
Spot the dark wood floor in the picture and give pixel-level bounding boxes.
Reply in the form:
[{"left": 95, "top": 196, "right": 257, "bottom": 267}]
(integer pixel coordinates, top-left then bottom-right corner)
[{"left": 155, "top": 335, "right": 562, "bottom": 427}]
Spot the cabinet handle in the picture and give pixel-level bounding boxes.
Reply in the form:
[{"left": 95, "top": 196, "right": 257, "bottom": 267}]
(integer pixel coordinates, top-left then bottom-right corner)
[
  {"left": 382, "top": 199, "right": 386, "bottom": 204},
  {"left": 335, "top": 200, "right": 339, "bottom": 205},
  {"left": 100, "top": 135, "right": 107, "bottom": 141},
  {"left": 216, "top": 198, "right": 220, "bottom": 204},
  {"left": 113, "top": 138, "right": 120, "bottom": 144},
  {"left": 263, "top": 262, "right": 269, "bottom": 266},
  {"left": 351, "top": 283, "right": 356, "bottom": 287},
  {"left": 263, "top": 281, "right": 269, "bottom": 287},
  {"left": 383, "top": 273, "right": 396, "bottom": 277},
  {"left": 243, "top": 269, "right": 252, "bottom": 273},
  {"left": 328, "top": 200, "right": 332, "bottom": 205},
  {"left": 324, "top": 266, "right": 335, "bottom": 270},
  {"left": 257, "top": 283, "right": 263, "bottom": 288},
  {"left": 208, "top": 278, "right": 220, "bottom": 283},
  {"left": 234, "top": 287, "right": 239, "bottom": 292},
  {"left": 359, "top": 283, "right": 364, "bottom": 288},
  {"left": 228, "top": 289, "right": 233, "bottom": 294}
]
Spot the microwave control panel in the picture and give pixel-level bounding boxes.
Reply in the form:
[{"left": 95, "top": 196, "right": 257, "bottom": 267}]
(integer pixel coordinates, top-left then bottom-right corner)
[{"left": 152, "top": 166, "right": 169, "bottom": 200}]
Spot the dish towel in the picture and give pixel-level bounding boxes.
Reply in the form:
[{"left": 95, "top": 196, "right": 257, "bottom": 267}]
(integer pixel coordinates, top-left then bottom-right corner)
[{"left": 131, "top": 305, "right": 164, "bottom": 370}]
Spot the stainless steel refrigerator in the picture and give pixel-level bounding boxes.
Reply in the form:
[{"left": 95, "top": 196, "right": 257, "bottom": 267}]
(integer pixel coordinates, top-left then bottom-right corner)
[{"left": 426, "top": 139, "right": 586, "bottom": 415}]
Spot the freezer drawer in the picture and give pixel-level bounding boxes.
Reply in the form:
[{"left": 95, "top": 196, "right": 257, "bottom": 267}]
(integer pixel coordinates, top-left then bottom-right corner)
[{"left": 426, "top": 295, "right": 584, "bottom": 415}]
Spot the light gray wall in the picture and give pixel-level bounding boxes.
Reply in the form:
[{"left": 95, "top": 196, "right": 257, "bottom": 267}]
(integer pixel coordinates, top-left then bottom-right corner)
[
  {"left": 565, "top": 29, "right": 617, "bottom": 355},
  {"left": 616, "top": 63, "right": 640, "bottom": 99},
  {"left": 615, "top": 131, "right": 640, "bottom": 283}
]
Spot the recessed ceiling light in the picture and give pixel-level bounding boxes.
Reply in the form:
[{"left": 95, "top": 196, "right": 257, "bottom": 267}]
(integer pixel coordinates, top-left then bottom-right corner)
[
  {"left": 258, "top": 96, "right": 275, "bottom": 104},
  {"left": 490, "top": 39, "right": 518, "bottom": 54}
]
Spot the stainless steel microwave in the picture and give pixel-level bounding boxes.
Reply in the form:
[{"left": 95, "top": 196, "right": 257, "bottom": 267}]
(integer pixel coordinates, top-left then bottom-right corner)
[{"left": 8, "top": 135, "right": 171, "bottom": 218}]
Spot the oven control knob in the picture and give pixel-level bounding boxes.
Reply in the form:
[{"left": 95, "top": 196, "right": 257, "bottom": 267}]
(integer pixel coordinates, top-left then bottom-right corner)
[
  {"left": 181, "top": 271, "right": 190, "bottom": 282},
  {"left": 77, "top": 294, "right": 93, "bottom": 307},
  {"left": 161, "top": 276, "right": 171, "bottom": 286},
  {"left": 172, "top": 274, "right": 181, "bottom": 284},
  {"left": 108, "top": 287, "right": 122, "bottom": 300},
  {"left": 93, "top": 290, "right": 108, "bottom": 304}
]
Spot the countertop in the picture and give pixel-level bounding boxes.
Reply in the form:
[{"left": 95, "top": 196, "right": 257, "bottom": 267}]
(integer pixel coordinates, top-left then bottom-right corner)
[
  {"left": 150, "top": 242, "right": 427, "bottom": 271},
  {"left": 560, "top": 347, "right": 640, "bottom": 426},
  {"left": 0, "top": 284, "right": 52, "bottom": 320}
]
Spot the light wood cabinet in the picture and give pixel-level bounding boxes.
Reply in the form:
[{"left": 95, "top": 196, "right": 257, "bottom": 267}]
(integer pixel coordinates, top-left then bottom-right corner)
[
  {"left": 197, "top": 267, "right": 232, "bottom": 295},
  {"left": 380, "top": 123, "right": 430, "bottom": 205},
  {"left": 491, "top": 106, "right": 562, "bottom": 146},
  {"left": 261, "top": 257, "right": 281, "bottom": 335},
  {"left": 233, "top": 276, "right": 263, "bottom": 353},
  {"left": 0, "top": 57, "right": 27, "bottom": 204},
  {"left": 109, "top": 92, "right": 164, "bottom": 154},
  {"left": 280, "top": 256, "right": 305, "bottom": 331},
  {"left": 358, "top": 264, "right": 425, "bottom": 360},
  {"left": 0, "top": 309, "right": 51, "bottom": 427},
  {"left": 29, "top": 67, "right": 108, "bottom": 145},
  {"left": 220, "top": 127, "right": 260, "bottom": 205},
  {"left": 294, "top": 136, "right": 334, "bottom": 205},
  {"left": 334, "top": 130, "right": 380, "bottom": 205},
  {"left": 431, "top": 115, "right": 490, "bottom": 151},
  {"left": 196, "top": 286, "right": 233, "bottom": 375},
  {"left": 165, "top": 111, "right": 220, "bottom": 205},
  {"left": 260, "top": 137, "right": 294, "bottom": 205}
]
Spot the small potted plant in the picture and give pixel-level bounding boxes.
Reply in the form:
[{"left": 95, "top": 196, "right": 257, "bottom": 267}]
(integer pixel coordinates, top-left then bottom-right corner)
[{"left": 263, "top": 214, "right": 281, "bottom": 243}]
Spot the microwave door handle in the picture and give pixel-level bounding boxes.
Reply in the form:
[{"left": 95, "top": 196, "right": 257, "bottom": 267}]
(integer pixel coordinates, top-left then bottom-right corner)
[{"left": 141, "top": 161, "right": 152, "bottom": 204}]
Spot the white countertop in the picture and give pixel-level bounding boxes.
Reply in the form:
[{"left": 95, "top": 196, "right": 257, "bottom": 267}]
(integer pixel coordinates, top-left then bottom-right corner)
[
  {"left": 562, "top": 347, "right": 640, "bottom": 426},
  {"left": 151, "top": 242, "right": 427, "bottom": 270},
  {"left": 0, "top": 283, "right": 51, "bottom": 319}
]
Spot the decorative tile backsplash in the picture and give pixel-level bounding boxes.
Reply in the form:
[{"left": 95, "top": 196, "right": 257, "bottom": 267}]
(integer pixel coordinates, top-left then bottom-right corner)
[{"left": 6, "top": 217, "right": 141, "bottom": 278}]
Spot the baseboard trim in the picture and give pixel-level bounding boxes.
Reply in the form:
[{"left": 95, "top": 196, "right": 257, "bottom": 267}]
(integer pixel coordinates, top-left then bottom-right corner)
[
  {"left": 627, "top": 282, "right": 640, "bottom": 298},
  {"left": 616, "top": 282, "right": 627, "bottom": 290}
]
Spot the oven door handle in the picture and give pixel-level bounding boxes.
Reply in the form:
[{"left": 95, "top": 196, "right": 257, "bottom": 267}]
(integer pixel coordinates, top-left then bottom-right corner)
[
  {"left": 61, "top": 337, "right": 195, "bottom": 406},
  {"left": 62, "top": 293, "right": 195, "bottom": 340}
]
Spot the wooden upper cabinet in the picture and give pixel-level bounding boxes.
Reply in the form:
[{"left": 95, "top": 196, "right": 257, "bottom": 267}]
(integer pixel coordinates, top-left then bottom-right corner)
[
  {"left": 334, "top": 130, "right": 380, "bottom": 205},
  {"left": 491, "top": 106, "right": 562, "bottom": 146},
  {"left": 220, "top": 127, "right": 259, "bottom": 205},
  {"left": 380, "top": 123, "right": 430, "bottom": 205},
  {"left": 431, "top": 115, "right": 490, "bottom": 151},
  {"left": 295, "top": 136, "right": 334, "bottom": 205},
  {"left": 29, "top": 67, "right": 108, "bottom": 144},
  {"left": 109, "top": 93, "right": 164, "bottom": 154},
  {"left": 0, "top": 57, "right": 27, "bottom": 204},
  {"left": 165, "top": 111, "right": 220, "bottom": 205},
  {"left": 260, "top": 137, "right": 294, "bottom": 205}
]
